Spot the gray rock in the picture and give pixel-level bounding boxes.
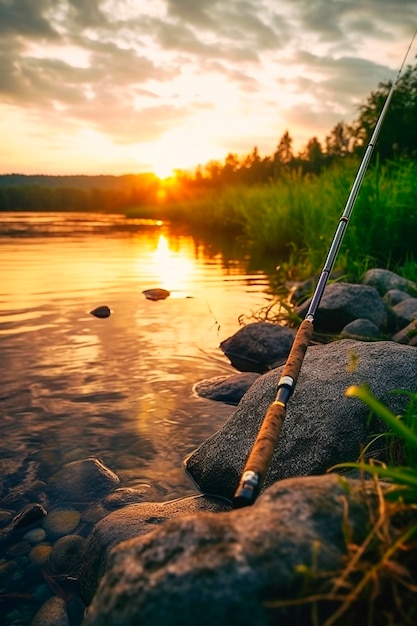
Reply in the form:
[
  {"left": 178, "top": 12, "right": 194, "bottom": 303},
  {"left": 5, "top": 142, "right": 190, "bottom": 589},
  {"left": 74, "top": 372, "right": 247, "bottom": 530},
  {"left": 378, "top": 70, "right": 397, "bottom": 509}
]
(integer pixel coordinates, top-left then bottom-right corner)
[
  {"left": 392, "top": 297, "right": 417, "bottom": 328},
  {"left": 184, "top": 340, "right": 417, "bottom": 501},
  {"left": 296, "top": 282, "right": 388, "bottom": 332},
  {"left": 219, "top": 322, "right": 295, "bottom": 373},
  {"left": 392, "top": 320, "right": 417, "bottom": 346},
  {"left": 340, "top": 318, "right": 381, "bottom": 339},
  {"left": 49, "top": 458, "right": 120, "bottom": 503},
  {"left": 383, "top": 289, "right": 413, "bottom": 306},
  {"left": 193, "top": 373, "right": 260, "bottom": 405},
  {"left": 82, "top": 474, "right": 376, "bottom": 626},
  {"left": 79, "top": 494, "right": 231, "bottom": 606},
  {"left": 362, "top": 268, "right": 417, "bottom": 297}
]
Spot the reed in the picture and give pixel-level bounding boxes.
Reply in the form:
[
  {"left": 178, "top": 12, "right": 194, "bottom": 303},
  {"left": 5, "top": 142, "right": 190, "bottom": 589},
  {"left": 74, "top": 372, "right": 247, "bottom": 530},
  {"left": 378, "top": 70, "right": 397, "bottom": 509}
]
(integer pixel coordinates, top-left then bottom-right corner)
[{"left": 153, "top": 157, "right": 417, "bottom": 281}]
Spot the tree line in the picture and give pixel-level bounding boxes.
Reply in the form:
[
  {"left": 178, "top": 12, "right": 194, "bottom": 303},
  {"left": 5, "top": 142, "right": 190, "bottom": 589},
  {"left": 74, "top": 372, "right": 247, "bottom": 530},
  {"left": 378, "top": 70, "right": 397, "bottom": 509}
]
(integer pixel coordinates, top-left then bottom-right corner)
[
  {"left": 191, "top": 63, "right": 417, "bottom": 187},
  {"left": 1, "top": 63, "right": 416, "bottom": 212}
]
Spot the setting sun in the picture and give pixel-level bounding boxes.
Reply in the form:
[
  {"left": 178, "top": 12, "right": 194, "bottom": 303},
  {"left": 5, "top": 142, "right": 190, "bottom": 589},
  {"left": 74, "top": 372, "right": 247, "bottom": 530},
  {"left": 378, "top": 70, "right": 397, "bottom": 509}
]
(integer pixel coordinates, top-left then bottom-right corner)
[
  {"left": 0, "top": 2, "right": 415, "bottom": 176},
  {"left": 144, "top": 117, "right": 228, "bottom": 180}
]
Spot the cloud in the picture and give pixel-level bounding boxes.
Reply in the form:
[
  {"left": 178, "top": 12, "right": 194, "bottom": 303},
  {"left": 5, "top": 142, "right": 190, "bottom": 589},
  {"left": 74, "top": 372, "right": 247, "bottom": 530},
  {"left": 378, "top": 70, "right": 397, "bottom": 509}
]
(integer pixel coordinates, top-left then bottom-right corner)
[
  {"left": 1, "top": 0, "right": 416, "bottom": 174},
  {"left": 0, "top": 0, "right": 59, "bottom": 38}
]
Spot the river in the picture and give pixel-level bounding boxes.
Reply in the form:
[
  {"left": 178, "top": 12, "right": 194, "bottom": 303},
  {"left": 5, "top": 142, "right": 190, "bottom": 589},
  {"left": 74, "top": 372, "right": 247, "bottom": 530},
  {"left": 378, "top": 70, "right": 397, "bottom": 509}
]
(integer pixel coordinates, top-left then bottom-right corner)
[{"left": 0, "top": 212, "right": 274, "bottom": 506}]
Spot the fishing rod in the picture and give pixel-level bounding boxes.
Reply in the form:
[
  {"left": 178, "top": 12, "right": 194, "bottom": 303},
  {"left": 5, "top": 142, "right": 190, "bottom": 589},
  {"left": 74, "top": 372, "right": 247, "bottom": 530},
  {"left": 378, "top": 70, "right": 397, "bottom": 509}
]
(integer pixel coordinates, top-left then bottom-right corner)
[{"left": 233, "top": 30, "right": 417, "bottom": 508}]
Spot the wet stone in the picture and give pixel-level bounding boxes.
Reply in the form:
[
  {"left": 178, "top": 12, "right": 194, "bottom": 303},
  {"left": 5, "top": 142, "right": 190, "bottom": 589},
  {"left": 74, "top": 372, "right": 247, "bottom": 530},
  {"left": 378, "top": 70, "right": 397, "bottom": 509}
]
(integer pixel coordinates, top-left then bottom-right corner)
[
  {"left": 29, "top": 543, "right": 52, "bottom": 565},
  {"left": 81, "top": 502, "right": 109, "bottom": 524},
  {"left": 6, "top": 540, "right": 31, "bottom": 557},
  {"left": 90, "top": 305, "right": 111, "bottom": 318},
  {"left": 24, "top": 527, "right": 47, "bottom": 543},
  {"left": 102, "top": 486, "right": 153, "bottom": 509},
  {"left": 11, "top": 503, "right": 48, "bottom": 531},
  {"left": 48, "top": 534, "right": 86, "bottom": 576},
  {"left": 142, "top": 288, "right": 170, "bottom": 301},
  {"left": 31, "top": 595, "right": 71, "bottom": 626},
  {"left": 0, "top": 509, "right": 13, "bottom": 527},
  {"left": 49, "top": 457, "right": 120, "bottom": 502},
  {"left": 0, "top": 559, "right": 19, "bottom": 582},
  {"left": 43, "top": 508, "right": 81, "bottom": 538}
]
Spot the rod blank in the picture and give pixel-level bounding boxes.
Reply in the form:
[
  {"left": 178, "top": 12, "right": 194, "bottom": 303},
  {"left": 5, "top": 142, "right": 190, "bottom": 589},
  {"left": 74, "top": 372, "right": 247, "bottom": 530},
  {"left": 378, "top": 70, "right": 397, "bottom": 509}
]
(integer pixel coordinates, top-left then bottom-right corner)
[{"left": 232, "top": 29, "right": 417, "bottom": 508}]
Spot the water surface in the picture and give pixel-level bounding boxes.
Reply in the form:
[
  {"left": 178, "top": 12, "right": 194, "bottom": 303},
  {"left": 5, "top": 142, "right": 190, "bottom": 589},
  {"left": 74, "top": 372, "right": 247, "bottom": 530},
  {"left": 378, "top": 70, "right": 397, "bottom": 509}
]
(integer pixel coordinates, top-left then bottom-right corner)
[{"left": 0, "top": 212, "right": 272, "bottom": 502}]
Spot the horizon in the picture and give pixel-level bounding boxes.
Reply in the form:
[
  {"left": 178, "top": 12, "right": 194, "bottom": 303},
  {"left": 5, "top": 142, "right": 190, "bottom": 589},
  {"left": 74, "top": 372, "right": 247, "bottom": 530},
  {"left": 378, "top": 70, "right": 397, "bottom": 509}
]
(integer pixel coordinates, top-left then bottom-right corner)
[{"left": 1, "top": 1, "right": 416, "bottom": 178}]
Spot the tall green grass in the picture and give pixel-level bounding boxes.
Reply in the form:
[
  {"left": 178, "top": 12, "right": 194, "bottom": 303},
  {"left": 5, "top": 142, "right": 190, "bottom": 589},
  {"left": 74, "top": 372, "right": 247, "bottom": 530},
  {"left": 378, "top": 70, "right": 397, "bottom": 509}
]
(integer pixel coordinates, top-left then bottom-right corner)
[
  {"left": 145, "top": 158, "right": 417, "bottom": 281},
  {"left": 219, "top": 158, "right": 417, "bottom": 279}
]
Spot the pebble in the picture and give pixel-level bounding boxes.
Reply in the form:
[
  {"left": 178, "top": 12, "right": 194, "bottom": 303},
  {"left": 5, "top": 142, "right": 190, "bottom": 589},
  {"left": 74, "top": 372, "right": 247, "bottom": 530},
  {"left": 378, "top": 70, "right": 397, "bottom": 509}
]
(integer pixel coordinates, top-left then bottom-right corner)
[
  {"left": 43, "top": 508, "right": 81, "bottom": 537},
  {"left": 6, "top": 540, "right": 31, "bottom": 557},
  {"left": 0, "top": 559, "right": 18, "bottom": 582},
  {"left": 48, "top": 534, "right": 86, "bottom": 575},
  {"left": 31, "top": 595, "right": 71, "bottom": 626},
  {"left": 29, "top": 543, "right": 52, "bottom": 565},
  {"left": 24, "top": 527, "right": 47, "bottom": 544}
]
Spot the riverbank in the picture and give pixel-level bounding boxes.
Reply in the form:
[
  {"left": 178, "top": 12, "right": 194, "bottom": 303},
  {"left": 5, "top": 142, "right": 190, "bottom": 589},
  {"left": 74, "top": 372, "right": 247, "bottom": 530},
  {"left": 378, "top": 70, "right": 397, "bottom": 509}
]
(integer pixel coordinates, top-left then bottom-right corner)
[{"left": 33, "top": 269, "right": 417, "bottom": 625}]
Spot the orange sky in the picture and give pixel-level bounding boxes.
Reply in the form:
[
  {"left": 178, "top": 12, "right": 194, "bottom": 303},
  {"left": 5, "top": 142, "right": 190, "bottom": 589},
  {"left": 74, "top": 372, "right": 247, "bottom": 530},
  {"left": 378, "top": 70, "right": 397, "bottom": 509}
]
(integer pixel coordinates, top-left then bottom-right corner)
[{"left": 1, "top": 1, "right": 416, "bottom": 177}]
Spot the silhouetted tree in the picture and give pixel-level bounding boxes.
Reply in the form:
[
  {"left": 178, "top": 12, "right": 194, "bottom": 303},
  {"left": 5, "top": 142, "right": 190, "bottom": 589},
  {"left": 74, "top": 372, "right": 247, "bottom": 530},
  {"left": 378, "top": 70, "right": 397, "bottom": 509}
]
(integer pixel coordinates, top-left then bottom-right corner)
[
  {"left": 275, "top": 130, "right": 293, "bottom": 164},
  {"left": 325, "top": 121, "right": 354, "bottom": 159},
  {"left": 298, "top": 136, "right": 324, "bottom": 174},
  {"left": 222, "top": 153, "right": 241, "bottom": 184},
  {"left": 353, "top": 63, "right": 417, "bottom": 160}
]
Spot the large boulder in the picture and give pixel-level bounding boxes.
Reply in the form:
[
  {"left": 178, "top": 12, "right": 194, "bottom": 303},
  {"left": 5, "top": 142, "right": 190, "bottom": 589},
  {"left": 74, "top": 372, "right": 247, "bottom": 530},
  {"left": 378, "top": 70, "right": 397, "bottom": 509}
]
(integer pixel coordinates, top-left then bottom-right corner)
[
  {"left": 79, "top": 494, "right": 230, "bottom": 606},
  {"left": 184, "top": 340, "right": 417, "bottom": 502},
  {"left": 295, "top": 283, "right": 388, "bottom": 332},
  {"left": 82, "top": 474, "right": 381, "bottom": 626},
  {"left": 362, "top": 268, "right": 417, "bottom": 297}
]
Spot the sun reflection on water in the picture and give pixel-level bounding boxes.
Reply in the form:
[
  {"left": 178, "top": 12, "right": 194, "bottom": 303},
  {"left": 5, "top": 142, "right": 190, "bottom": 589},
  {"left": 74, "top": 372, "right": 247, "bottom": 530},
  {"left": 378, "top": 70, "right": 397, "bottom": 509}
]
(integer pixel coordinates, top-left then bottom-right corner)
[{"left": 148, "top": 233, "right": 197, "bottom": 295}]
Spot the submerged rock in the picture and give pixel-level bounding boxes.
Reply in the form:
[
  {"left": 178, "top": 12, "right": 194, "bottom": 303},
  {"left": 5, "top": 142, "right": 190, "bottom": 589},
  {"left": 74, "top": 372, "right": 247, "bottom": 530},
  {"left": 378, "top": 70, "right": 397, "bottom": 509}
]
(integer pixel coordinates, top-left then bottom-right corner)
[
  {"left": 102, "top": 486, "right": 154, "bottom": 510},
  {"left": 11, "top": 503, "right": 47, "bottom": 531},
  {"left": 31, "top": 596, "right": 71, "bottom": 626},
  {"left": 43, "top": 508, "right": 81, "bottom": 538},
  {"left": 49, "top": 457, "right": 120, "bottom": 503},
  {"left": 48, "top": 534, "right": 86, "bottom": 575}
]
